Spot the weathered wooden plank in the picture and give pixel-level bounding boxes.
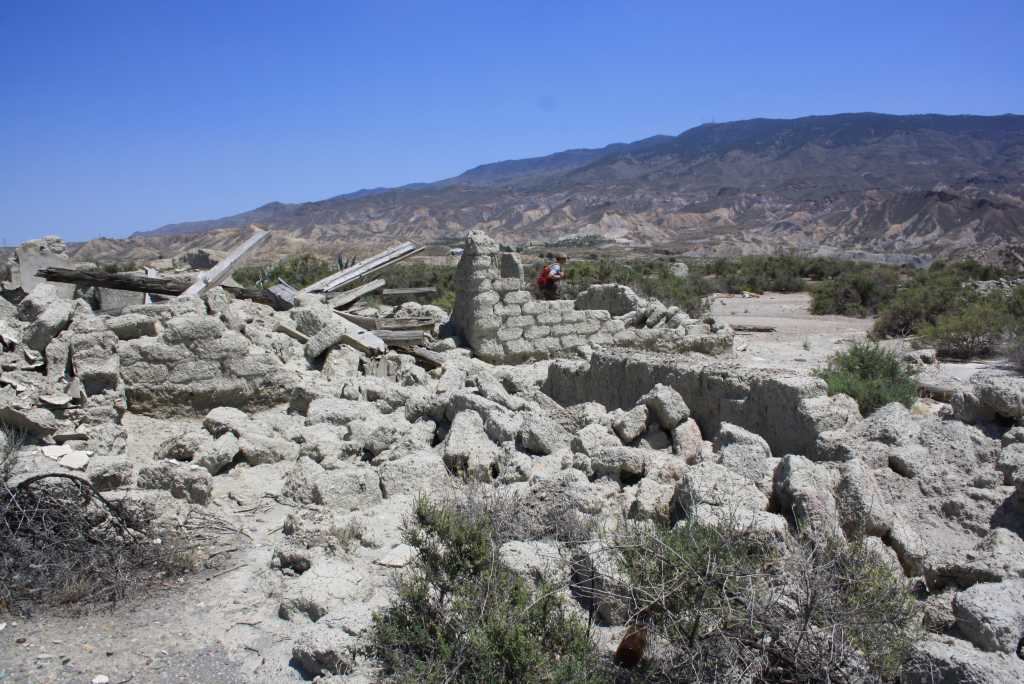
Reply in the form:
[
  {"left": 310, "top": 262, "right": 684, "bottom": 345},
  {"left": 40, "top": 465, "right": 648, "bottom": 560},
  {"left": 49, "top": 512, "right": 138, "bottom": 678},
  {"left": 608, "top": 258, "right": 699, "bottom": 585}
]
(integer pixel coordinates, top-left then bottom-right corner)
[
  {"left": 382, "top": 287, "right": 437, "bottom": 298},
  {"left": 405, "top": 345, "right": 446, "bottom": 369},
  {"left": 340, "top": 330, "right": 389, "bottom": 355},
  {"left": 326, "top": 278, "right": 385, "bottom": 308},
  {"left": 143, "top": 267, "right": 159, "bottom": 304},
  {"left": 179, "top": 229, "right": 270, "bottom": 298},
  {"left": 337, "top": 311, "right": 434, "bottom": 331},
  {"left": 274, "top": 323, "right": 309, "bottom": 344},
  {"left": 302, "top": 242, "right": 421, "bottom": 294},
  {"left": 375, "top": 329, "right": 426, "bottom": 345},
  {"left": 268, "top": 279, "right": 298, "bottom": 307},
  {"left": 36, "top": 267, "right": 288, "bottom": 309}
]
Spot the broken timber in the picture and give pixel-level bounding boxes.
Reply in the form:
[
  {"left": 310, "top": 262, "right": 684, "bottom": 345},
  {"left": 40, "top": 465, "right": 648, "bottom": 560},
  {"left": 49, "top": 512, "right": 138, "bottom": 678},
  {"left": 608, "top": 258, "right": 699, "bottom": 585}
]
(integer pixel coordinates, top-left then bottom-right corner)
[
  {"left": 326, "top": 279, "right": 385, "bottom": 309},
  {"left": 405, "top": 345, "right": 445, "bottom": 369},
  {"left": 336, "top": 311, "right": 434, "bottom": 332},
  {"left": 731, "top": 324, "right": 777, "bottom": 333},
  {"left": 268, "top": 279, "right": 298, "bottom": 308},
  {"left": 382, "top": 287, "right": 436, "bottom": 298},
  {"left": 301, "top": 242, "right": 422, "bottom": 294},
  {"left": 35, "top": 268, "right": 291, "bottom": 309},
  {"left": 179, "top": 229, "right": 270, "bottom": 298}
]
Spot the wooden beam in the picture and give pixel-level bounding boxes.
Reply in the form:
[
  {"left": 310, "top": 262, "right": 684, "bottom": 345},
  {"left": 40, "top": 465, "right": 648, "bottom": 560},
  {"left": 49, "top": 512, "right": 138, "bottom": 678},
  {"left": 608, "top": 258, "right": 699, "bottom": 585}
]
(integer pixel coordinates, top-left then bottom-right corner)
[
  {"left": 337, "top": 311, "right": 434, "bottom": 331},
  {"left": 382, "top": 287, "right": 437, "bottom": 298},
  {"left": 301, "top": 242, "right": 421, "bottom": 294},
  {"left": 274, "top": 323, "right": 309, "bottom": 344},
  {"left": 340, "top": 329, "right": 389, "bottom": 355},
  {"left": 326, "top": 278, "right": 385, "bottom": 308},
  {"left": 375, "top": 329, "right": 427, "bottom": 345},
  {"left": 179, "top": 229, "right": 270, "bottom": 298},
  {"left": 35, "top": 267, "right": 290, "bottom": 309},
  {"left": 143, "top": 267, "right": 158, "bottom": 304},
  {"left": 268, "top": 279, "right": 298, "bottom": 307},
  {"left": 404, "top": 345, "right": 446, "bottom": 369}
]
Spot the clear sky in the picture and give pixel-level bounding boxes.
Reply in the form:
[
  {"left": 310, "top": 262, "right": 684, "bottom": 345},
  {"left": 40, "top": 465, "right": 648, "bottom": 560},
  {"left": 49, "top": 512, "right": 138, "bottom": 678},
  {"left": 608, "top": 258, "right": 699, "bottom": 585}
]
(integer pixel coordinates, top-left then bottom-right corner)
[{"left": 2, "top": 0, "right": 1022, "bottom": 244}]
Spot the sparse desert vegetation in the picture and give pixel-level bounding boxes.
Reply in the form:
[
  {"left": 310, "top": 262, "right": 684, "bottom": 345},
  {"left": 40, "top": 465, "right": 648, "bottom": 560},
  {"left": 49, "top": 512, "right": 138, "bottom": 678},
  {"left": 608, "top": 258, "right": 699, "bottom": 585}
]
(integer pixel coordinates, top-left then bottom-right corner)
[{"left": 814, "top": 342, "right": 919, "bottom": 416}]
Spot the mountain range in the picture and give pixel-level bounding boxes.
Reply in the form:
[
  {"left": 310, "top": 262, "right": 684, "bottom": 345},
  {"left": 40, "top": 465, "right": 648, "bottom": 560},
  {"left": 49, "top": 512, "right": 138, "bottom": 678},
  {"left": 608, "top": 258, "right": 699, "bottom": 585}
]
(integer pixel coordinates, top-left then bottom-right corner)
[{"left": 70, "top": 112, "right": 1024, "bottom": 264}]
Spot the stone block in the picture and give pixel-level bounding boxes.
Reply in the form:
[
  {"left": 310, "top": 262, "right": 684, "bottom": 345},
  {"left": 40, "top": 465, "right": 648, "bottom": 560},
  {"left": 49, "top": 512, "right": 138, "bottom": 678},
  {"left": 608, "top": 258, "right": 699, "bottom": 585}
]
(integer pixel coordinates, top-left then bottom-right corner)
[
  {"left": 493, "top": 303, "right": 522, "bottom": 316},
  {"left": 504, "top": 291, "right": 533, "bottom": 305},
  {"left": 503, "top": 338, "right": 532, "bottom": 355},
  {"left": 492, "top": 278, "right": 523, "bottom": 293},
  {"left": 497, "top": 327, "right": 524, "bottom": 342},
  {"left": 562, "top": 310, "right": 584, "bottom": 323},
  {"left": 535, "top": 336, "right": 562, "bottom": 353},
  {"left": 523, "top": 325, "right": 550, "bottom": 340},
  {"left": 505, "top": 315, "right": 535, "bottom": 328},
  {"left": 522, "top": 301, "right": 547, "bottom": 315},
  {"left": 537, "top": 311, "right": 564, "bottom": 325},
  {"left": 472, "top": 291, "right": 500, "bottom": 308},
  {"left": 107, "top": 313, "right": 160, "bottom": 340},
  {"left": 560, "top": 334, "right": 582, "bottom": 349}
]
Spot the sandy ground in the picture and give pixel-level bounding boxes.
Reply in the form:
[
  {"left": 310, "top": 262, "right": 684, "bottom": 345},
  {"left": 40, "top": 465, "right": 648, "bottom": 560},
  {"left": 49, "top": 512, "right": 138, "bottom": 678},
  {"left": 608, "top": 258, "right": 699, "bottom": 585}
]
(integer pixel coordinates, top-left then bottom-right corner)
[{"left": 712, "top": 291, "right": 873, "bottom": 371}]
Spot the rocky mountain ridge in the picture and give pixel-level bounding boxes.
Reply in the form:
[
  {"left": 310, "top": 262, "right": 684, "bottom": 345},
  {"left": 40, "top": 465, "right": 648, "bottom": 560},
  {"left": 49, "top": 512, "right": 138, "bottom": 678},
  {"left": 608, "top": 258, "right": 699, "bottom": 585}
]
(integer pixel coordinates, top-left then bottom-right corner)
[{"left": 71, "top": 113, "right": 1024, "bottom": 263}]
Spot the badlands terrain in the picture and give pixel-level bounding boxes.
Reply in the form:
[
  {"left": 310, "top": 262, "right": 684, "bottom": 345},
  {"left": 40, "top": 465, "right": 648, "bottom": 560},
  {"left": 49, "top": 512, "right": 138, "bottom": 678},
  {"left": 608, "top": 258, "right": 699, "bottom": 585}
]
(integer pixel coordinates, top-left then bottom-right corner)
[
  {"left": 67, "top": 113, "right": 1024, "bottom": 267},
  {"left": 1, "top": 232, "right": 1023, "bottom": 683}
]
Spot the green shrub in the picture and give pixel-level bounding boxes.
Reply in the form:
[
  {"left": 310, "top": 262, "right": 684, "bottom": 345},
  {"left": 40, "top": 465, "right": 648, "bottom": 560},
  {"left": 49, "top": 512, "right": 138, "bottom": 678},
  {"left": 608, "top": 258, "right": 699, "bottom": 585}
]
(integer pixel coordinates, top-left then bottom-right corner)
[
  {"left": 919, "top": 295, "right": 1011, "bottom": 359},
  {"left": 810, "top": 267, "right": 901, "bottom": 317},
  {"left": 871, "top": 269, "right": 966, "bottom": 339},
  {"left": 234, "top": 253, "right": 336, "bottom": 290},
  {"left": 378, "top": 263, "right": 456, "bottom": 311},
  {"left": 1006, "top": 286, "right": 1024, "bottom": 371},
  {"left": 605, "top": 518, "right": 921, "bottom": 682},
  {"left": 815, "top": 342, "right": 918, "bottom": 415},
  {"left": 365, "top": 496, "right": 606, "bottom": 683}
]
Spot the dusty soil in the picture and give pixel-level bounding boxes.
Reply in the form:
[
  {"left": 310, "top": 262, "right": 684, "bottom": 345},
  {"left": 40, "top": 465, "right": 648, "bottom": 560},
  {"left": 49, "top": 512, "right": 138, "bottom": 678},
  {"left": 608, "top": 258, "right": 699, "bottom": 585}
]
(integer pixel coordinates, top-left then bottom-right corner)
[
  {"left": 1, "top": 413, "right": 335, "bottom": 684},
  {"left": 712, "top": 292, "right": 873, "bottom": 371}
]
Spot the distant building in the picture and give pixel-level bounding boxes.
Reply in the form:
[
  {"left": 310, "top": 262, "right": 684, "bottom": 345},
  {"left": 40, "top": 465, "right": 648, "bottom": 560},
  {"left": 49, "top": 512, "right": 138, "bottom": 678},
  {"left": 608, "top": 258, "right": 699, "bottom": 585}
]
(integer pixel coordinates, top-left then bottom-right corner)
[{"left": 449, "top": 248, "right": 464, "bottom": 256}]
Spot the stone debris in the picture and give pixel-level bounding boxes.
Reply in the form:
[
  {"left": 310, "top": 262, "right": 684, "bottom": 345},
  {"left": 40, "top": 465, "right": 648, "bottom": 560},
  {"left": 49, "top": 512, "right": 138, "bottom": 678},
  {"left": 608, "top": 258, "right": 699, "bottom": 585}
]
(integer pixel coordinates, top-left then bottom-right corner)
[{"left": 1, "top": 230, "right": 1023, "bottom": 683}]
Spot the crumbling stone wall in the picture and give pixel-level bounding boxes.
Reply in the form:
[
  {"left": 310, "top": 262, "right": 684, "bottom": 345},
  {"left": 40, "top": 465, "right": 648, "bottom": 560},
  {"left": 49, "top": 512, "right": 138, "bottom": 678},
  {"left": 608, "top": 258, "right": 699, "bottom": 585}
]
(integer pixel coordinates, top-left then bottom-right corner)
[
  {"left": 544, "top": 348, "right": 860, "bottom": 457},
  {"left": 451, "top": 231, "right": 732, "bottom": 363},
  {"left": 118, "top": 298, "right": 297, "bottom": 416}
]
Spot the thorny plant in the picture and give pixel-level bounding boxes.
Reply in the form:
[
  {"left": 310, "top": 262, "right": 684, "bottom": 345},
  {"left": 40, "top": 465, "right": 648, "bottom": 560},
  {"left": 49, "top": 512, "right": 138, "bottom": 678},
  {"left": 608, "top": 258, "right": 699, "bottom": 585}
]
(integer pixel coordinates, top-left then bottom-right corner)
[
  {"left": 574, "top": 511, "right": 920, "bottom": 683},
  {"left": 1, "top": 438, "right": 230, "bottom": 615}
]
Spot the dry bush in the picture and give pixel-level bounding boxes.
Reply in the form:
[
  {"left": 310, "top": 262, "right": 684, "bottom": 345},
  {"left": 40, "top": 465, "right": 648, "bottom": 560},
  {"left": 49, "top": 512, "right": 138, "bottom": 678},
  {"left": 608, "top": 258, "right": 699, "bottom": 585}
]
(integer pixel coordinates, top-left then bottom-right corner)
[
  {"left": 1, "top": 444, "right": 213, "bottom": 615},
  {"left": 583, "top": 516, "right": 921, "bottom": 683},
  {"left": 365, "top": 494, "right": 609, "bottom": 683}
]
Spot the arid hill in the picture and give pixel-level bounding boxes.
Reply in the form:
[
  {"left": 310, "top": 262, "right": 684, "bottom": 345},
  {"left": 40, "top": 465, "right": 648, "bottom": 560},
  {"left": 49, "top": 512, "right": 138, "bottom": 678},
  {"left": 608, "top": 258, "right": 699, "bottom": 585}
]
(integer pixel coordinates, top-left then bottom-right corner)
[{"left": 72, "top": 113, "right": 1024, "bottom": 263}]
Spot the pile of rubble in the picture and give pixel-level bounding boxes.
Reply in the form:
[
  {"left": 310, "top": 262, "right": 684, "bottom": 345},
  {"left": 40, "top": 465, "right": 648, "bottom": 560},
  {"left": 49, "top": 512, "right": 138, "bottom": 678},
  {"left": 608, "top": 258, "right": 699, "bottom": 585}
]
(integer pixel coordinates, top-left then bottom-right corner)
[{"left": 1, "top": 232, "right": 1024, "bottom": 682}]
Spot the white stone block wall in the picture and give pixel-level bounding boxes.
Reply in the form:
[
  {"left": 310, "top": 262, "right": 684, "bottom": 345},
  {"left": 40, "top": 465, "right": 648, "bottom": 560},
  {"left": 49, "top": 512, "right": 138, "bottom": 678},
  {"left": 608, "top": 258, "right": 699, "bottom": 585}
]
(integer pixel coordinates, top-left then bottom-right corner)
[{"left": 450, "top": 231, "right": 732, "bottom": 363}]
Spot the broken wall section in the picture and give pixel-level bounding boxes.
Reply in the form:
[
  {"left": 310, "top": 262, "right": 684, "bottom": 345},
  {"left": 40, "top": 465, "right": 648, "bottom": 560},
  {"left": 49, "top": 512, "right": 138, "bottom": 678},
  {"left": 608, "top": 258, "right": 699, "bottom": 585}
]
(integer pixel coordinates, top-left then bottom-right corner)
[
  {"left": 451, "top": 230, "right": 732, "bottom": 363},
  {"left": 545, "top": 348, "right": 860, "bottom": 458}
]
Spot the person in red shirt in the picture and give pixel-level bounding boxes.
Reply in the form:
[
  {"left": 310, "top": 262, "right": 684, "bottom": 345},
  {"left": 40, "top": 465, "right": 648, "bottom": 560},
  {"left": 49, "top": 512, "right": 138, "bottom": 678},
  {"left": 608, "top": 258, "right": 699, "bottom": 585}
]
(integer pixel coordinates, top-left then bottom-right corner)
[{"left": 536, "top": 254, "right": 568, "bottom": 300}]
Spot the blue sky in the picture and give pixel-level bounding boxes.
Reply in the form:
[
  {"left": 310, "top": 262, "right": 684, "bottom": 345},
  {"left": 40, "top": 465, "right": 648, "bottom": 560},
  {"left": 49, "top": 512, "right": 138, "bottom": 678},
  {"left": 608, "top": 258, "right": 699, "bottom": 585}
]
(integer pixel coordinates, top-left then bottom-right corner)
[{"left": 2, "top": 0, "right": 1022, "bottom": 244}]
